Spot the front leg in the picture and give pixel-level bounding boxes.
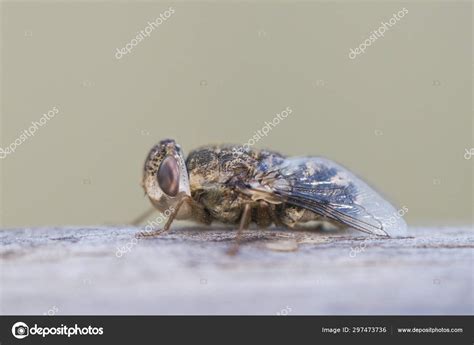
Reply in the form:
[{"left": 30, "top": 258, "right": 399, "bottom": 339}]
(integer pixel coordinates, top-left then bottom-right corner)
[{"left": 136, "top": 196, "right": 191, "bottom": 238}]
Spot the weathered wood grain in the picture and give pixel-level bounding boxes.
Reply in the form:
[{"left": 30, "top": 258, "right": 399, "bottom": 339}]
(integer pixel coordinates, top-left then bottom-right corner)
[{"left": 0, "top": 225, "right": 472, "bottom": 315}]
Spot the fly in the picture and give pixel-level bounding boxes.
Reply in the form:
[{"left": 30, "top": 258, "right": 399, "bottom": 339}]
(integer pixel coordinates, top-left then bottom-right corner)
[{"left": 136, "top": 139, "right": 407, "bottom": 254}]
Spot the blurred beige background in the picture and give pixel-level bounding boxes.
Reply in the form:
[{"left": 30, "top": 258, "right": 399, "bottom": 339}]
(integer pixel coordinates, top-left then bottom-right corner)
[{"left": 0, "top": 1, "right": 472, "bottom": 228}]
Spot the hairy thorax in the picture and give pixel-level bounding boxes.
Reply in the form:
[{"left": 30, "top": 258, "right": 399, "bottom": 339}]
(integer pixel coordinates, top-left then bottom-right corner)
[{"left": 185, "top": 145, "right": 284, "bottom": 224}]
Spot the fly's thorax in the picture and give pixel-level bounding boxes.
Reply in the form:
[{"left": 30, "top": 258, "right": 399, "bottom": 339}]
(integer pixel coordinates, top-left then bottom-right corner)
[
  {"left": 186, "top": 145, "right": 288, "bottom": 205},
  {"left": 186, "top": 145, "right": 249, "bottom": 191},
  {"left": 186, "top": 149, "right": 220, "bottom": 192}
]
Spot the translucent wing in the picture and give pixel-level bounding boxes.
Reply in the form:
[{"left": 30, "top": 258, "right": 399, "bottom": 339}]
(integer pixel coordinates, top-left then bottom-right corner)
[{"left": 256, "top": 157, "right": 408, "bottom": 237}]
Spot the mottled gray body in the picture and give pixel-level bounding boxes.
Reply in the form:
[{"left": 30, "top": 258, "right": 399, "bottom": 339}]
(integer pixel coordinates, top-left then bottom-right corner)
[
  {"left": 141, "top": 139, "right": 407, "bottom": 239},
  {"left": 185, "top": 145, "right": 331, "bottom": 229}
]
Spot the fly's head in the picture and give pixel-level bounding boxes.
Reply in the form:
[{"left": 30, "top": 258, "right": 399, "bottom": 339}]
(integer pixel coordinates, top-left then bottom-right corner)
[{"left": 142, "top": 139, "right": 192, "bottom": 216}]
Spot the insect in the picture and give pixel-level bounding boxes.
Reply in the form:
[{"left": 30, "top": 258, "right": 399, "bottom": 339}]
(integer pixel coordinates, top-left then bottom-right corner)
[{"left": 137, "top": 139, "right": 407, "bottom": 253}]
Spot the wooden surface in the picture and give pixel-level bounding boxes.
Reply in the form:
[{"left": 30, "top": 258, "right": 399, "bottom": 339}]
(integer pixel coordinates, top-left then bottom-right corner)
[{"left": 0, "top": 225, "right": 472, "bottom": 315}]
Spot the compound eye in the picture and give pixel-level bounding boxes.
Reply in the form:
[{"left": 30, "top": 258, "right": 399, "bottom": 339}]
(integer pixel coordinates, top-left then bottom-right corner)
[{"left": 157, "top": 156, "right": 180, "bottom": 196}]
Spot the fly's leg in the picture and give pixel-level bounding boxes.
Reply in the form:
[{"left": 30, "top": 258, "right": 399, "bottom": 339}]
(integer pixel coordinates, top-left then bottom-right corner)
[
  {"left": 227, "top": 203, "right": 252, "bottom": 256},
  {"left": 136, "top": 196, "right": 190, "bottom": 238}
]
